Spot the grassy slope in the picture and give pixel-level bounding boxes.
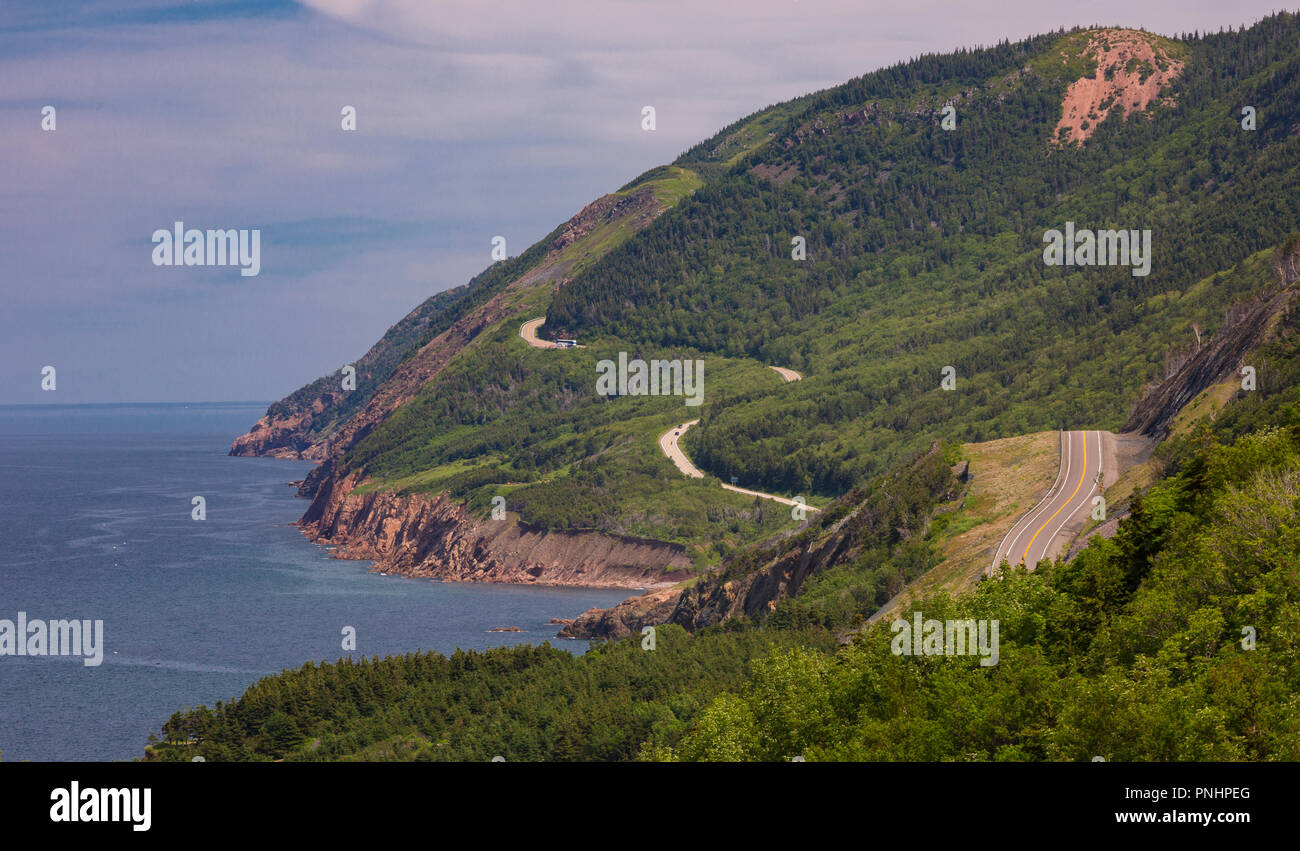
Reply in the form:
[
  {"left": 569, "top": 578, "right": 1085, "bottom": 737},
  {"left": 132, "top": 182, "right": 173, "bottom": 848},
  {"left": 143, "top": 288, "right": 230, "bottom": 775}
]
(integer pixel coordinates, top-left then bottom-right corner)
[{"left": 910, "top": 431, "right": 1060, "bottom": 604}]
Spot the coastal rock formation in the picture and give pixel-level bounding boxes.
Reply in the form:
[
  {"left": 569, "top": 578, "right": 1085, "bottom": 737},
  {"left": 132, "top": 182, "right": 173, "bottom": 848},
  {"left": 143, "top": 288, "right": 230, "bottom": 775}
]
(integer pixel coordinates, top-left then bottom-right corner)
[
  {"left": 299, "top": 470, "right": 691, "bottom": 588},
  {"left": 558, "top": 587, "right": 684, "bottom": 640},
  {"left": 229, "top": 397, "right": 335, "bottom": 460},
  {"left": 550, "top": 187, "right": 658, "bottom": 253}
]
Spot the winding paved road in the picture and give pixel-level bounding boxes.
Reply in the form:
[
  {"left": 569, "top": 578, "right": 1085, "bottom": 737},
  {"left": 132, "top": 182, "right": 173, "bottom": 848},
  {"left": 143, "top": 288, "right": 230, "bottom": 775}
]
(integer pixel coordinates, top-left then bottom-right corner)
[
  {"left": 657, "top": 409, "right": 821, "bottom": 512},
  {"left": 520, "top": 317, "right": 557, "bottom": 348},
  {"left": 522, "top": 315, "right": 818, "bottom": 514},
  {"left": 988, "top": 429, "right": 1104, "bottom": 575},
  {"left": 660, "top": 368, "right": 821, "bottom": 509},
  {"left": 659, "top": 419, "right": 704, "bottom": 478},
  {"left": 769, "top": 366, "right": 802, "bottom": 382}
]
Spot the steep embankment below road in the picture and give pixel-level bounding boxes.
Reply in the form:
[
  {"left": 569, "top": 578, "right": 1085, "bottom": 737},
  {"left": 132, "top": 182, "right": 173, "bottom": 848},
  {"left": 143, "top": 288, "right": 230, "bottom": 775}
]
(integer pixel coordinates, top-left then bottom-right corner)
[{"left": 1124, "top": 279, "right": 1299, "bottom": 438}]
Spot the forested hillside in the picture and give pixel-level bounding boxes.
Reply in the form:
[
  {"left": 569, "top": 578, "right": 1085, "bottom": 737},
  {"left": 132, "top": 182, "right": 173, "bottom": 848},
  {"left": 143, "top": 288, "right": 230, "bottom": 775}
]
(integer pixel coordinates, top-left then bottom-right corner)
[
  {"left": 311, "top": 15, "right": 1300, "bottom": 564},
  {"left": 149, "top": 267, "right": 1300, "bottom": 760},
  {"left": 663, "top": 303, "right": 1300, "bottom": 760},
  {"left": 167, "top": 16, "right": 1300, "bottom": 761},
  {"left": 230, "top": 217, "right": 583, "bottom": 459},
  {"left": 546, "top": 18, "right": 1300, "bottom": 494}
]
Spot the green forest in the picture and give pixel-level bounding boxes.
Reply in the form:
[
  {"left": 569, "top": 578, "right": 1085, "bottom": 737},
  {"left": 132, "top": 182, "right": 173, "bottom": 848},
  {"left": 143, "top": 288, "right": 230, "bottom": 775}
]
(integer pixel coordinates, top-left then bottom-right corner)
[
  {"left": 160, "top": 15, "right": 1300, "bottom": 761},
  {"left": 661, "top": 310, "right": 1300, "bottom": 760},
  {"left": 317, "top": 14, "right": 1300, "bottom": 557},
  {"left": 149, "top": 266, "right": 1300, "bottom": 761},
  {"left": 546, "top": 17, "right": 1300, "bottom": 495}
]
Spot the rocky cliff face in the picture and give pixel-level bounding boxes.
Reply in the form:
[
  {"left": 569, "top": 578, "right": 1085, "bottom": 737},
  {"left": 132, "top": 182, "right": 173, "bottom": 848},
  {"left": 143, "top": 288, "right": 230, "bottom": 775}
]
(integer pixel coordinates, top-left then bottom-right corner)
[
  {"left": 229, "top": 396, "right": 337, "bottom": 460},
  {"left": 1124, "top": 282, "right": 1297, "bottom": 438},
  {"left": 558, "top": 586, "right": 684, "bottom": 640},
  {"left": 668, "top": 508, "right": 862, "bottom": 631},
  {"left": 299, "top": 470, "right": 691, "bottom": 588},
  {"left": 296, "top": 289, "right": 515, "bottom": 497},
  {"left": 550, "top": 187, "right": 657, "bottom": 254}
]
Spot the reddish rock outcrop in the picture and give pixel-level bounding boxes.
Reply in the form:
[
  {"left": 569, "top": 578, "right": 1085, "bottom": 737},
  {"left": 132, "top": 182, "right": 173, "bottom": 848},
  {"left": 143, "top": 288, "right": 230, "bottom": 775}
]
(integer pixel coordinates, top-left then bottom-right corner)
[
  {"left": 229, "top": 396, "right": 336, "bottom": 460},
  {"left": 558, "top": 587, "right": 685, "bottom": 640},
  {"left": 550, "top": 187, "right": 657, "bottom": 252},
  {"left": 1053, "top": 29, "right": 1184, "bottom": 146},
  {"left": 299, "top": 471, "right": 691, "bottom": 588}
]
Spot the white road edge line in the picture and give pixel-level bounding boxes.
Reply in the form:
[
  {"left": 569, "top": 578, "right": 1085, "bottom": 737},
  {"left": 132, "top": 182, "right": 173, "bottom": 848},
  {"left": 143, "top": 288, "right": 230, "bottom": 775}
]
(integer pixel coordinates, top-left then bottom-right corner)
[
  {"left": 1038, "top": 430, "right": 1098, "bottom": 568},
  {"left": 988, "top": 429, "right": 1068, "bottom": 576},
  {"left": 1021, "top": 428, "right": 1075, "bottom": 569},
  {"left": 1039, "top": 430, "right": 1102, "bottom": 566}
]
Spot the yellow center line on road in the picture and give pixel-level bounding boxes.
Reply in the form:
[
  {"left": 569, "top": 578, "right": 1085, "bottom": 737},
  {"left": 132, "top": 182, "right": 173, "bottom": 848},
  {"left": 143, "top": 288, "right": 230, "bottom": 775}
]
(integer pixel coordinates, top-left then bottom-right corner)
[{"left": 1022, "top": 431, "right": 1087, "bottom": 565}]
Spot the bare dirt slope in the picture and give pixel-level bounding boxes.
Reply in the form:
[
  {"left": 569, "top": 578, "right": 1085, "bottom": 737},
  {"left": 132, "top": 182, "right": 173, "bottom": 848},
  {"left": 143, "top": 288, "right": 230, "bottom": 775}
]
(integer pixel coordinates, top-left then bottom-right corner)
[{"left": 1054, "top": 29, "right": 1184, "bottom": 146}]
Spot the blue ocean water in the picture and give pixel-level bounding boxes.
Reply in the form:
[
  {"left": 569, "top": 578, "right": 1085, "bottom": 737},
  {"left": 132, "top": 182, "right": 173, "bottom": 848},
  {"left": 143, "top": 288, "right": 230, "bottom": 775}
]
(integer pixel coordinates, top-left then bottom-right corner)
[{"left": 0, "top": 403, "right": 632, "bottom": 762}]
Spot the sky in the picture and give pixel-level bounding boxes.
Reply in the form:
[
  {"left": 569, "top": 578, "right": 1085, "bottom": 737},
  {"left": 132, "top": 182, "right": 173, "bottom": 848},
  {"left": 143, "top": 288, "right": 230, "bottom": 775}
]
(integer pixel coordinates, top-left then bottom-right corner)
[{"left": 0, "top": 0, "right": 1290, "bottom": 404}]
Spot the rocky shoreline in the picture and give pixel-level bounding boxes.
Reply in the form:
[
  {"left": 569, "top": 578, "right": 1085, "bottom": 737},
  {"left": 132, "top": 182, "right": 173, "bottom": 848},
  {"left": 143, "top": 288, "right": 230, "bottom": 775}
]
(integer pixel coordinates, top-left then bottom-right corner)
[{"left": 294, "top": 468, "right": 691, "bottom": 592}]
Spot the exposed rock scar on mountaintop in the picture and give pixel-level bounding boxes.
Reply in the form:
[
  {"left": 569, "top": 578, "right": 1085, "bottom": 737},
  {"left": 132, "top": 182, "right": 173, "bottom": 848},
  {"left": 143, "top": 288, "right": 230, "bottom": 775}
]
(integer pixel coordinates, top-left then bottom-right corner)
[{"left": 1054, "top": 29, "right": 1184, "bottom": 146}]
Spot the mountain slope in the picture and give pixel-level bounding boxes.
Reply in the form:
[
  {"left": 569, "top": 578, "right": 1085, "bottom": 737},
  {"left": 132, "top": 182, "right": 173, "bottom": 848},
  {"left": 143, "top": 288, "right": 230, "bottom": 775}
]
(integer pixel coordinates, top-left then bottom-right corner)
[
  {"left": 233, "top": 16, "right": 1300, "bottom": 587},
  {"left": 151, "top": 275, "right": 1300, "bottom": 760},
  {"left": 567, "top": 241, "right": 1300, "bottom": 638},
  {"left": 547, "top": 20, "right": 1299, "bottom": 494},
  {"left": 154, "top": 16, "right": 1300, "bottom": 763}
]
